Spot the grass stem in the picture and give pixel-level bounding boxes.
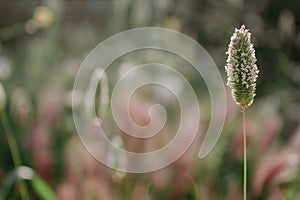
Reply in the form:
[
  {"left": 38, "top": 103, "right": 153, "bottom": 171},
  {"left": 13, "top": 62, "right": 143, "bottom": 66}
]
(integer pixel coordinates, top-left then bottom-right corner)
[
  {"left": 1, "top": 112, "right": 30, "bottom": 200},
  {"left": 242, "top": 107, "right": 247, "bottom": 200}
]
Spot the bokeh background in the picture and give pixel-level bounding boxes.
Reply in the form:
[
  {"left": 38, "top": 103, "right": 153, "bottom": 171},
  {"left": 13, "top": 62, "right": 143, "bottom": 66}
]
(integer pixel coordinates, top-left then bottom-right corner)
[{"left": 0, "top": 0, "right": 300, "bottom": 199}]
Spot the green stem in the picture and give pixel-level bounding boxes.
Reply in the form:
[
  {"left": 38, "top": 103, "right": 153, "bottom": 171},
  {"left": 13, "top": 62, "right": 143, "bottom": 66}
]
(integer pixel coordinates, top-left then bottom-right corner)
[
  {"left": 242, "top": 107, "right": 247, "bottom": 200},
  {"left": 1, "top": 113, "right": 21, "bottom": 166},
  {"left": 1, "top": 112, "right": 30, "bottom": 200}
]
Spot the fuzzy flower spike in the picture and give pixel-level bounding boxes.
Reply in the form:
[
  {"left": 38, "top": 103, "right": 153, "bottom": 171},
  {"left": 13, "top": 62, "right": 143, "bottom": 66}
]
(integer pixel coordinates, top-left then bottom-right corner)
[{"left": 225, "top": 25, "right": 259, "bottom": 109}]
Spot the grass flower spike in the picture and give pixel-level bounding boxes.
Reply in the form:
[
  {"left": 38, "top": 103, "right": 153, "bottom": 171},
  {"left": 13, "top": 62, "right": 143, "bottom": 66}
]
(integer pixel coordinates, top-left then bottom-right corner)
[
  {"left": 225, "top": 25, "right": 259, "bottom": 200},
  {"left": 225, "top": 25, "right": 259, "bottom": 108}
]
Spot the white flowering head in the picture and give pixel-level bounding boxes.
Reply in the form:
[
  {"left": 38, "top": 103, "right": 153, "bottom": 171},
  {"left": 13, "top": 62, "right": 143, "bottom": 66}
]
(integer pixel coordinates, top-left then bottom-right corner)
[{"left": 225, "top": 25, "right": 259, "bottom": 108}]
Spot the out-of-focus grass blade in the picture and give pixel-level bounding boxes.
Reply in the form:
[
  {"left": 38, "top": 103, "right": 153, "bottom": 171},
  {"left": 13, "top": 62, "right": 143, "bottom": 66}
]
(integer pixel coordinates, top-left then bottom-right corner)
[
  {"left": 0, "top": 170, "right": 18, "bottom": 200},
  {"left": 0, "top": 166, "right": 56, "bottom": 200},
  {"left": 30, "top": 174, "right": 56, "bottom": 200}
]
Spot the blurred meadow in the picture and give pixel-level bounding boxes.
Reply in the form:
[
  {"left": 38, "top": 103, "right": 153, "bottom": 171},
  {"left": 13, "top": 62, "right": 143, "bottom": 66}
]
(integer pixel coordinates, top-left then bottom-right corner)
[{"left": 0, "top": 0, "right": 300, "bottom": 199}]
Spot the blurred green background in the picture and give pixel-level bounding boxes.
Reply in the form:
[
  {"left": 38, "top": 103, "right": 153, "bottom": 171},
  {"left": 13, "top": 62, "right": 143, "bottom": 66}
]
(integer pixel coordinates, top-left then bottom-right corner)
[{"left": 0, "top": 0, "right": 300, "bottom": 199}]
